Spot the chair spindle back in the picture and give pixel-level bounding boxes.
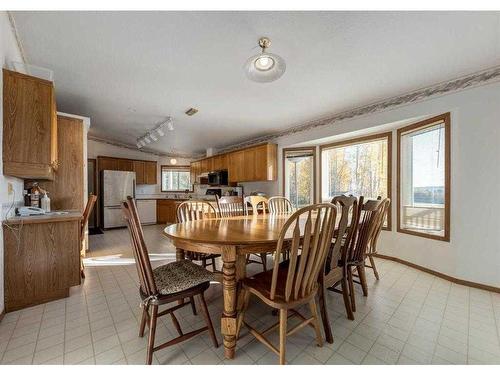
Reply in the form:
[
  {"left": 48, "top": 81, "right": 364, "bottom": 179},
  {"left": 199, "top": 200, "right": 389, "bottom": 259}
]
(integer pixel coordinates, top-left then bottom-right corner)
[
  {"left": 121, "top": 197, "right": 158, "bottom": 297},
  {"left": 81, "top": 194, "right": 97, "bottom": 239},
  {"left": 244, "top": 195, "right": 268, "bottom": 215},
  {"left": 368, "top": 197, "right": 391, "bottom": 255},
  {"left": 329, "top": 195, "right": 359, "bottom": 271},
  {"left": 268, "top": 196, "right": 294, "bottom": 214},
  {"left": 216, "top": 195, "right": 247, "bottom": 217},
  {"left": 177, "top": 200, "right": 217, "bottom": 223},
  {"left": 271, "top": 203, "right": 337, "bottom": 302}
]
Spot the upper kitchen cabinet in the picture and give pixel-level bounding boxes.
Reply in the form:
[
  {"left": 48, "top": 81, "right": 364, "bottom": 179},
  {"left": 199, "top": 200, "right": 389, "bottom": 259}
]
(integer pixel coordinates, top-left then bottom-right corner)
[
  {"left": 2, "top": 69, "right": 58, "bottom": 180},
  {"left": 144, "top": 161, "right": 157, "bottom": 185},
  {"left": 228, "top": 150, "right": 244, "bottom": 183},
  {"left": 97, "top": 156, "right": 157, "bottom": 185},
  {"left": 212, "top": 153, "right": 228, "bottom": 171}
]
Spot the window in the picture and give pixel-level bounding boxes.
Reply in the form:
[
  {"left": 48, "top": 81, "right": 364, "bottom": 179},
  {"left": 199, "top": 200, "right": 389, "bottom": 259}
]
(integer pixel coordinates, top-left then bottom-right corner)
[
  {"left": 397, "top": 113, "right": 450, "bottom": 241},
  {"left": 283, "top": 148, "right": 316, "bottom": 209},
  {"left": 320, "top": 132, "right": 392, "bottom": 229},
  {"left": 161, "top": 166, "right": 192, "bottom": 192}
]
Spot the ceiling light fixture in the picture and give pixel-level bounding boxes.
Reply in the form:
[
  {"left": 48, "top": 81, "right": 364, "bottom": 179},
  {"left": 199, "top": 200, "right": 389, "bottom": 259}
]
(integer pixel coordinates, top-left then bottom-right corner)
[
  {"left": 170, "top": 158, "right": 177, "bottom": 165},
  {"left": 136, "top": 117, "right": 174, "bottom": 149},
  {"left": 244, "top": 37, "right": 286, "bottom": 83}
]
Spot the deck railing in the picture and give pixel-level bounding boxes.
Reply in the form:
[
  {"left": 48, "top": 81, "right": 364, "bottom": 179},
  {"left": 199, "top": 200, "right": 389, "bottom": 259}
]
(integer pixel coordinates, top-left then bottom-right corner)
[{"left": 402, "top": 205, "right": 444, "bottom": 232}]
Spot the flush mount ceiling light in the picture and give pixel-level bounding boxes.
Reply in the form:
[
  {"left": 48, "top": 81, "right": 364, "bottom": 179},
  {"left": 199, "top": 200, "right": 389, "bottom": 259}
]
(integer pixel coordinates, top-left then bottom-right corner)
[
  {"left": 136, "top": 117, "right": 174, "bottom": 149},
  {"left": 244, "top": 37, "right": 286, "bottom": 83},
  {"left": 170, "top": 158, "right": 177, "bottom": 165}
]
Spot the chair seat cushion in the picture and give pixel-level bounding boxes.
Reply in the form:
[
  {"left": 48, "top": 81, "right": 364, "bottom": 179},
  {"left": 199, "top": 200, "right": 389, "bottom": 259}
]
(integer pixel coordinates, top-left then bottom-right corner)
[{"left": 153, "top": 260, "right": 215, "bottom": 295}]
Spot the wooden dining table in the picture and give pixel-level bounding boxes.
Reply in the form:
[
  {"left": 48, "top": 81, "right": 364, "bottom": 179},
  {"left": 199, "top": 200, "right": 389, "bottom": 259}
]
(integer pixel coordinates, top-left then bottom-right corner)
[{"left": 163, "top": 213, "right": 295, "bottom": 359}]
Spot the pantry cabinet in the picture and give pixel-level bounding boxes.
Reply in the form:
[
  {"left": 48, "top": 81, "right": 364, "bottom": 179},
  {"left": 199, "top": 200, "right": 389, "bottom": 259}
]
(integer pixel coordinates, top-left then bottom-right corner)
[{"left": 2, "top": 69, "right": 58, "bottom": 180}]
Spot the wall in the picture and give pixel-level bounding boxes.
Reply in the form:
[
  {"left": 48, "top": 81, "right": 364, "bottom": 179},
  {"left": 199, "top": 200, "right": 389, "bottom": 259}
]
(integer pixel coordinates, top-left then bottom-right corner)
[
  {"left": 87, "top": 139, "right": 192, "bottom": 196},
  {"left": 256, "top": 81, "right": 500, "bottom": 288},
  {"left": 0, "top": 12, "right": 25, "bottom": 314}
]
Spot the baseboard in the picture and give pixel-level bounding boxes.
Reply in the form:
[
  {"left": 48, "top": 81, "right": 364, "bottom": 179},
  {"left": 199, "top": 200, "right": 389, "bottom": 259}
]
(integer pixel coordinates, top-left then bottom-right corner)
[
  {"left": 0, "top": 308, "right": 5, "bottom": 323},
  {"left": 373, "top": 254, "right": 500, "bottom": 294}
]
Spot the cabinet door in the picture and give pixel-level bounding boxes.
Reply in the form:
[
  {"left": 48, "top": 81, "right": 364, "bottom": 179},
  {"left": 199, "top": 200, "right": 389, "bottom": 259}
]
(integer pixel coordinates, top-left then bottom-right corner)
[
  {"left": 228, "top": 151, "right": 244, "bottom": 182},
  {"left": 242, "top": 148, "right": 257, "bottom": 182},
  {"left": 219, "top": 154, "right": 228, "bottom": 170},
  {"left": 212, "top": 155, "right": 221, "bottom": 171},
  {"left": 144, "top": 161, "right": 157, "bottom": 184},
  {"left": 3, "top": 69, "right": 57, "bottom": 179},
  {"left": 156, "top": 200, "right": 176, "bottom": 224},
  {"left": 98, "top": 157, "right": 119, "bottom": 171},
  {"left": 118, "top": 159, "right": 133, "bottom": 171},
  {"left": 253, "top": 144, "right": 270, "bottom": 181},
  {"left": 133, "top": 161, "right": 145, "bottom": 184}
]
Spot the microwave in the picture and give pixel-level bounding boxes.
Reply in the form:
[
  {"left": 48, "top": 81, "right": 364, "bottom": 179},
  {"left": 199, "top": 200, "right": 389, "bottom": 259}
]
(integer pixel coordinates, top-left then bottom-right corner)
[{"left": 208, "top": 170, "right": 228, "bottom": 186}]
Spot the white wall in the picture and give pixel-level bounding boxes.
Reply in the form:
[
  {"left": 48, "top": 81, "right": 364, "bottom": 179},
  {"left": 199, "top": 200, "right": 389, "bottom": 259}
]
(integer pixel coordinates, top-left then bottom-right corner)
[
  {"left": 0, "top": 12, "right": 25, "bottom": 314},
  {"left": 256, "top": 81, "right": 500, "bottom": 287},
  {"left": 87, "top": 139, "right": 192, "bottom": 196}
]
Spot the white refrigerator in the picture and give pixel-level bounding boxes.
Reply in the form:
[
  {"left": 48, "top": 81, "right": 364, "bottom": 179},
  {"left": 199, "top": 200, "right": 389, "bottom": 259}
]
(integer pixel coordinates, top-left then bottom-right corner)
[{"left": 101, "top": 170, "right": 136, "bottom": 229}]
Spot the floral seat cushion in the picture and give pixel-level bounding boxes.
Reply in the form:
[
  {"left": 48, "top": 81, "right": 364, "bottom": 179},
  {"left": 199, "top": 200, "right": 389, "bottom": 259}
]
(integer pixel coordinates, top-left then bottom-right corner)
[{"left": 152, "top": 259, "right": 215, "bottom": 295}]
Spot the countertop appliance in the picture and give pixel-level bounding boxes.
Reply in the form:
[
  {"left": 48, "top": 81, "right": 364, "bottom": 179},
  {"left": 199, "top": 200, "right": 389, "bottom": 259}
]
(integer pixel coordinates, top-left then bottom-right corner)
[
  {"left": 101, "top": 170, "right": 135, "bottom": 229},
  {"left": 208, "top": 170, "right": 228, "bottom": 186}
]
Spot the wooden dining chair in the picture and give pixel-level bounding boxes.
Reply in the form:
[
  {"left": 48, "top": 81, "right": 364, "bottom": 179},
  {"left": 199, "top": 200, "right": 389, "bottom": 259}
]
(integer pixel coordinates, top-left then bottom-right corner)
[
  {"left": 365, "top": 197, "right": 391, "bottom": 280},
  {"left": 236, "top": 203, "right": 338, "bottom": 364},
  {"left": 121, "top": 197, "right": 218, "bottom": 365},
  {"left": 343, "top": 197, "right": 389, "bottom": 312},
  {"left": 318, "top": 195, "right": 359, "bottom": 343},
  {"left": 177, "top": 200, "right": 221, "bottom": 272},
  {"left": 216, "top": 195, "right": 247, "bottom": 217},
  {"left": 243, "top": 195, "right": 270, "bottom": 272},
  {"left": 80, "top": 194, "right": 97, "bottom": 279},
  {"left": 268, "top": 196, "right": 294, "bottom": 214},
  {"left": 244, "top": 195, "right": 268, "bottom": 214}
]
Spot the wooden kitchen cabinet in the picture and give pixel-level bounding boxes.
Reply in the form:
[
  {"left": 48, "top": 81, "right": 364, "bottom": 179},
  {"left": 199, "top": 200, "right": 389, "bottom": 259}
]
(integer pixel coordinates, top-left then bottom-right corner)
[
  {"left": 3, "top": 214, "right": 81, "bottom": 312},
  {"left": 35, "top": 115, "right": 84, "bottom": 211},
  {"left": 133, "top": 160, "right": 145, "bottom": 184},
  {"left": 156, "top": 199, "right": 181, "bottom": 224},
  {"left": 2, "top": 69, "right": 58, "bottom": 180},
  {"left": 144, "top": 161, "right": 157, "bottom": 184},
  {"left": 97, "top": 156, "right": 157, "bottom": 185},
  {"left": 191, "top": 143, "right": 277, "bottom": 183},
  {"left": 228, "top": 150, "right": 244, "bottom": 183}
]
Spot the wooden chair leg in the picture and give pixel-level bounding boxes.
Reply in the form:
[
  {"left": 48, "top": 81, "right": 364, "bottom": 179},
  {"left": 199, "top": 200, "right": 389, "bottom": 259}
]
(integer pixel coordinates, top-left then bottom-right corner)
[
  {"left": 146, "top": 304, "right": 158, "bottom": 365},
  {"left": 357, "top": 265, "right": 368, "bottom": 296},
  {"left": 368, "top": 254, "right": 380, "bottom": 280},
  {"left": 347, "top": 267, "right": 356, "bottom": 312},
  {"left": 211, "top": 258, "right": 217, "bottom": 273},
  {"left": 259, "top": 253, "right": 267, "bottom": 271},
  {"left": 308, "top": 299, "right": 323, "bottom": 347},
  {"left": 236, "top": 289, "right": 250, "bottom": 339},
  {"left": 197, "top": 293, "right": 219, "bottom": 348},
  {"left": 340, "top": 277, "right": 355, "bottom": 320},
  {"left": 279, "top": 309, "right": 287, "bottom": 365},
  {"left": 202, "top": 258, "right": 207, "bottom": 268},
  {"left": 139, "top": 305, "right": 148, "bottom": 337},
  {"left": 317, "top": 284, "right": 333, "bottom": 344},
  {"left": 189, "top": 296, "right": 197, "bottom": 315}
]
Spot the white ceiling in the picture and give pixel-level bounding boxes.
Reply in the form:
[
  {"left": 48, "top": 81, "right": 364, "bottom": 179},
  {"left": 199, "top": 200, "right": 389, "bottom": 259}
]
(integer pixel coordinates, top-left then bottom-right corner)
[{"left": 12, "top": 11, "right": 500, "bottom": 155}]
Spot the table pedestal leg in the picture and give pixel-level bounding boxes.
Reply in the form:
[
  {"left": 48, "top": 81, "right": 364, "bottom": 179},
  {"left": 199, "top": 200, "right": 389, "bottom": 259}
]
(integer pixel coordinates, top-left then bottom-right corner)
[
  {"left": 176, "top": 248, "right": 185, "bottom": 261},
  {"left": 221, "top": 246, "right": 238, "bottom": 359}
]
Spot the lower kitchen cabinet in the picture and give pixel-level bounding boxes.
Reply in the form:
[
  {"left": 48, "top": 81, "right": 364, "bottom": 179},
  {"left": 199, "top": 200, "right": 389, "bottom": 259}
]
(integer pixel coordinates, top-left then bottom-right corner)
[{"left": 156, "top": 199, "right": 184, "bottom": 224}]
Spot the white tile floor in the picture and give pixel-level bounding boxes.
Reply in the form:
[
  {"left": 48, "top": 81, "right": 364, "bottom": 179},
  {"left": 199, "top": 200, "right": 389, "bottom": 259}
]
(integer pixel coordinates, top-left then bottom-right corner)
[{"left": 1, "top": 225, "right": 500, "bottom": 365}]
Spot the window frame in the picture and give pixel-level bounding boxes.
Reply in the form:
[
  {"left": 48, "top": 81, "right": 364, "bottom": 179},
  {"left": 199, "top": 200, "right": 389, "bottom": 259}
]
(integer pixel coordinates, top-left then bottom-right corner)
[
  {"left": 282, "top": 147, "right": 317, "bottom": 205},
  {"left": 160, "top": 165, "right": 193, "bottom": 192},
  {"left": 319, "top": 131, "right": 393, "bottom": 231},
  {"left": 397, "top": 112, "right": 451, "bottom": 242}
]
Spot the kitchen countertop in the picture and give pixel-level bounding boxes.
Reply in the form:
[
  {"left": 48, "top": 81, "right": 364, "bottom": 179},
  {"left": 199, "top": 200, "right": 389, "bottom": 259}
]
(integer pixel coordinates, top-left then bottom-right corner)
[{"left": 3, "top": 210, "right": 83, "bottom": 225}]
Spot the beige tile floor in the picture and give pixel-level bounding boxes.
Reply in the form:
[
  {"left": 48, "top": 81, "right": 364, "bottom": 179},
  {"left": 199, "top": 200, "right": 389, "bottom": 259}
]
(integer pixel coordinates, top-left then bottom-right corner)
[{"left": 1, "top": 224, "right": 500, "bottom": 365}]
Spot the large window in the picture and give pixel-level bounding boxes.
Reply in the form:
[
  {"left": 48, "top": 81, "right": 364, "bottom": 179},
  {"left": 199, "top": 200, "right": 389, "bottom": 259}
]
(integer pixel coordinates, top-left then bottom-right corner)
[
  {"left": 320, "top": 132, "right": 392, "bottom": 228},
  {"left": 398, "top": 113, "right": 450, "bottom": 241},
  {"left": 161, "top": 166, "right": 191, "bottom": 192},
  {"left": 283, "top": 148, "right": 316, "bottom": 209}
]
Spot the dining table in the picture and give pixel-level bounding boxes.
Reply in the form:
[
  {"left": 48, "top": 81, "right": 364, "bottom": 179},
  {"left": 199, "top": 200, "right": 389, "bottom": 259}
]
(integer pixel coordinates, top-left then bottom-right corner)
[{"left": 163, "top": 213, "right": 297, "bottom": 359}]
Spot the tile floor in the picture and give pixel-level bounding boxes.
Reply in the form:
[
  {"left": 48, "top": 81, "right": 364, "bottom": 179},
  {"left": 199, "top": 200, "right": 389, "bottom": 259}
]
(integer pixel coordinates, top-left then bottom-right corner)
[{"left": 1, "top": 225, "right": 500, "bottom": 365}]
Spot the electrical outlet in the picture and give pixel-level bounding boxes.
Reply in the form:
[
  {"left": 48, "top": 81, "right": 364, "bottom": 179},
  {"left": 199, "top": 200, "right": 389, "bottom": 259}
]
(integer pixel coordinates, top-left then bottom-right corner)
[{"left": 7, "top": 182, "right": 13, "bottom": 195}]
